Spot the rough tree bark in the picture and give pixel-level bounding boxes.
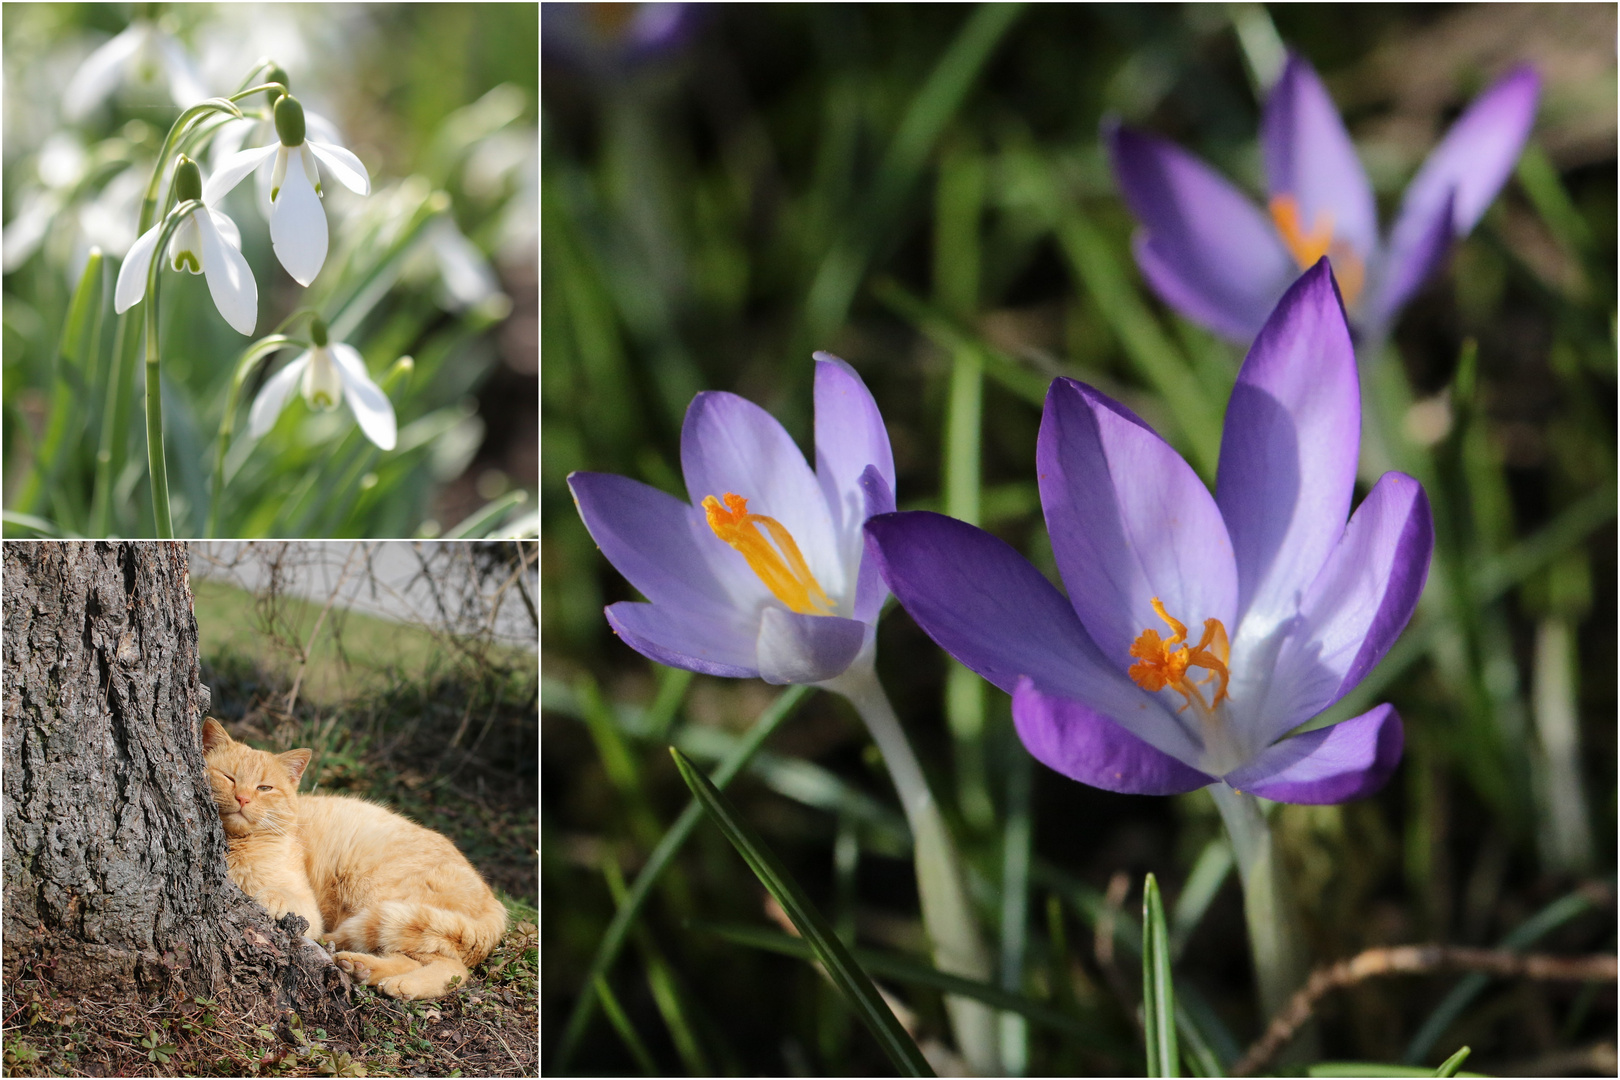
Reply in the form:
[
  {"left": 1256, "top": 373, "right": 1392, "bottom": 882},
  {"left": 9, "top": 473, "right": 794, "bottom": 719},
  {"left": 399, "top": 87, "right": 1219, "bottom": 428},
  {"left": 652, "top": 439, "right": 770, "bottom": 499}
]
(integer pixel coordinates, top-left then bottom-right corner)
[{"left": 2, "top": 542, "right": 346, "bottom": 1022}]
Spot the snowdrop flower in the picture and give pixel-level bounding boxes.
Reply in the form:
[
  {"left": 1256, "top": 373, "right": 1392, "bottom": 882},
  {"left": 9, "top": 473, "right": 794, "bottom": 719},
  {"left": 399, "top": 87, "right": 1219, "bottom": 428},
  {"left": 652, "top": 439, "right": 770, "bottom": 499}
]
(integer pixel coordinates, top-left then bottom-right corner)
[
  {"left": 249, "top": 318, "right": 397, "bottom": 451},
  {"left": 1108, "top": 53, "right": 1538, "bottom": 343},
  {"left": 63, "top": 19, "right": 207, "bottom": 122},
  {"left": 208, "top": 67, "right": 346, "bottom": 224},
  {"left": 568, "top": 353, "right": 896, "bottom": 685},
  {"left": 205, "top": 94, "right": 370, "bottom": 286},
  {"left": 114, "top": 155, "right": 257, "bottom": 336},
  {"left": 866, "top": 263, "right": 1434, "bottom": 803}
]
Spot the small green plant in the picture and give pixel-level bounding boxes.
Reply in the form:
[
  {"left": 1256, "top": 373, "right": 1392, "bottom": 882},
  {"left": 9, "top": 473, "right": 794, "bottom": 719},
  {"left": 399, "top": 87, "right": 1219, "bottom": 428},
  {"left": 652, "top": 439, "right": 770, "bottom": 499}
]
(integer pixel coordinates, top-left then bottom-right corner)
[{"left": 140, "top": 1029, "right": 178, "bottom": 1064}]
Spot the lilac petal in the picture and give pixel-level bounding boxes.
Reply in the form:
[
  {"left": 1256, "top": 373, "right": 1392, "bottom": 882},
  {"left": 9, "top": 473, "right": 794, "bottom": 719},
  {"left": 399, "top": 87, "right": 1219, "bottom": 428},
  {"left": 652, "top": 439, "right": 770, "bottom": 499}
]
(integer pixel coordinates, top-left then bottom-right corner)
[
  {"left": 813, "top": 352, "right": 896, "bottom": 600},
  {"left": 681, "top": 390, "right": 845, "bottom": 602},
  {"left": 1224, "top": 703, "right": 1402, "bottom": 805},
  {"left": 1108, "top": 123, "right": 1295, "bottom": 342},
  {"left": 1038, "top": 377, "right": 1237, "bottom": 669},
  {"left": 864, "top": 511, "right": 1202, "bottom": 763},
  {"left": 1258, "top": 472, "right": 1434, "bottom": 740},
  {"left": 1399, "top": 66, "right": 1540, "bottom": 240},
  {"left": 756, "top": 608, "right": 868, "bottom": 685},
  {"left": 568, "top": 471, "right": 768, "bottom": 618},
  {"left": 1013, "top": 679, "right": 1214, "bottom": 795},
  {"left": 1217, "top": 261, "right": 1358, "bottom": 634},
  {"left": 1369, "top": 188, "right": 1457, "bottom": 335},
  {"left": 1261, "top": 53, "right": 1379, "bottom": 260},
  {"left": 850, "top": 465, "right": 895, "bottom": 624},
  {"left": 605, "top": 601, "right": 758, "bottom": 679}
]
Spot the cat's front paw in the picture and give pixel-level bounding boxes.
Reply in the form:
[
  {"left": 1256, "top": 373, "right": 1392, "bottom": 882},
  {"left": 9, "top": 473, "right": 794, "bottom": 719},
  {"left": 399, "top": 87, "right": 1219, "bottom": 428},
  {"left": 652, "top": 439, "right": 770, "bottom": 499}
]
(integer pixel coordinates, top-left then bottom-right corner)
[{"left": 333, "top": 953, "right": 374, "bottom": 983}]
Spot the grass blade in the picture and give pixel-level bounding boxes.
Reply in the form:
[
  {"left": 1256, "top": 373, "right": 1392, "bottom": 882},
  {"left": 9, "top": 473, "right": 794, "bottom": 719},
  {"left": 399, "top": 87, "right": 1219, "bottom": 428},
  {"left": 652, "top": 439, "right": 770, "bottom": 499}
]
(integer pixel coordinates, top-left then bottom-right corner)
[
  {"left": 552, "top": 683, "right": 810, "bottom": 1071},
  {"left": 1143, "top": 873, "right": 1179, "bottom": 1077},
  {"left": 593, "top": 974, "right": 659, "bottom": 1076},
  {"left": 669, "top": 747, "right": 935, "bottom": 1078},
  {"left": 1434, "top": 1046, "right": 1472, "bottom": 1077},
  {"left": 443, "top": 489, "right": 529, "bottom": 538}
]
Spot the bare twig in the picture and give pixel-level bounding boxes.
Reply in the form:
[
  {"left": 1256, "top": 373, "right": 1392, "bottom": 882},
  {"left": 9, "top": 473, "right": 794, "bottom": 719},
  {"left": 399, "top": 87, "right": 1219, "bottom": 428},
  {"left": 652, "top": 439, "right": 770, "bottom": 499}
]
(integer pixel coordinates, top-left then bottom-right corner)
[{"left": 1233, "top": 945, "right": 1619, "bottom": 1076}]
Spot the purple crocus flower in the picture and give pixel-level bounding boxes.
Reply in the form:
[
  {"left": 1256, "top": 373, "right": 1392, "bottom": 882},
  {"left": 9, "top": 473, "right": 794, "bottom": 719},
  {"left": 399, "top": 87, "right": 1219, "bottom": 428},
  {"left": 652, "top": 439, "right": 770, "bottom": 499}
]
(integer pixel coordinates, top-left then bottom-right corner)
[
  {"left": 1109, "top": 52, "right": 1538, "bottom": 343},
  {"left": 865, "top": 262, "right": 1433, "bottom": 804},
  {"left": 568, "top": 352, "right": 895, "bottom": 685}
]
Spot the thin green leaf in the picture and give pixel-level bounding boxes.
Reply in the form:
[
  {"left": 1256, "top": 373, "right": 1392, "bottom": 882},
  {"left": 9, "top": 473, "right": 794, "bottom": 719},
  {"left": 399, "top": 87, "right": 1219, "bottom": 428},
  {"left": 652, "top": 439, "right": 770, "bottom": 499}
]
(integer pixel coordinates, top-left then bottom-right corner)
[
  {"left": 444, "top": 490, "right": 529, "bottom": 538},
  {"left": 1309, "top": 1064, "right": 1485, "bottom": 1078},
  {"left": 593, "top": 975, "right": 659, "bottom": 1076},
  {"left": 1142, "top": 873, "right": 1179, "bottom": 1077},
  {"left": 1434, "top": 1046, "right": 1471, "bottom": 1077},
  {"left": 1170, "top": 836, "right": 1234, "bottom": 960},
  {"left": 552, "top": 683, "right": 810, "bottom": 1072},
  {"left": 669, "top": 747, "right": 934, "bottom": 1078},
  {"left": 693, "top": 920, "right": 1098, "bottom": 1039}
]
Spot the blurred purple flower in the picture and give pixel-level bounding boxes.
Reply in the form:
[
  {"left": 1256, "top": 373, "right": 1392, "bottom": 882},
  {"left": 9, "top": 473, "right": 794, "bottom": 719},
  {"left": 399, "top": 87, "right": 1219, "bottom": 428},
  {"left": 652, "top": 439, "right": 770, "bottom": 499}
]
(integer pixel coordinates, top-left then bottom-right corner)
[
  {"left": 866, "top": 262, "right": 1433, "bottom": 804},
  {"left": 1108, "top": 52, "right": 1538, "bottom": 342},
  {"left": 569, "top": 353, "right": 896, "bottom": 685},
  {"left": 542, "top": 3, "right": 701, "bottom": 71}
]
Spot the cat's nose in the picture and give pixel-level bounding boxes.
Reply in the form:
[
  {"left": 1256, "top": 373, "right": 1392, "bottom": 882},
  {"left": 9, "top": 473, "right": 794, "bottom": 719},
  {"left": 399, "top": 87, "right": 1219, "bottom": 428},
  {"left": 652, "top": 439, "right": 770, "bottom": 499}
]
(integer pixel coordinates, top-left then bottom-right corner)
[{"left": 236, "top": 794, "right": 250, "bottom": 808}]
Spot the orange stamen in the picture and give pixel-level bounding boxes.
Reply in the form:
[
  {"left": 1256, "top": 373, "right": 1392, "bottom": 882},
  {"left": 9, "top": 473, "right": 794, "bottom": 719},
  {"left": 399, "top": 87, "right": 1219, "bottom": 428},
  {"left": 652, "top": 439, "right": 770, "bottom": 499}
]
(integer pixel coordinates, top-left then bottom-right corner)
[
  {"left": 1268, "top": 193, "right": 1365, "bottom": 306},
  {"left": 1128, "top": 597, "right": 1232, "bottom": 714},
  {"left": 703, "top": 492, "right": 834, "bottom": 616}
]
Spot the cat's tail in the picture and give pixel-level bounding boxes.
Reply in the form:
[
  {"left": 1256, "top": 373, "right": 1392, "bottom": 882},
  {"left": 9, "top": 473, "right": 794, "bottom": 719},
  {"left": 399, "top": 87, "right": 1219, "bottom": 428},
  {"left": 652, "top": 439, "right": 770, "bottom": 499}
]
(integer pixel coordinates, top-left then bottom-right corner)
[{"left": 335, "top": 894, "right": 509, "bottom": 969}]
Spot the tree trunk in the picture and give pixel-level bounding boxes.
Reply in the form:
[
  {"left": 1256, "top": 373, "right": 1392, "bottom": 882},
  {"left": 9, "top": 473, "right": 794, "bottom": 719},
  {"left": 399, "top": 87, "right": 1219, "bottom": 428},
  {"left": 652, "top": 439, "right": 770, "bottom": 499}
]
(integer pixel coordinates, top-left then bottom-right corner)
[{"left": 3, "top": 541, "right": 345, "bottom": 1019}]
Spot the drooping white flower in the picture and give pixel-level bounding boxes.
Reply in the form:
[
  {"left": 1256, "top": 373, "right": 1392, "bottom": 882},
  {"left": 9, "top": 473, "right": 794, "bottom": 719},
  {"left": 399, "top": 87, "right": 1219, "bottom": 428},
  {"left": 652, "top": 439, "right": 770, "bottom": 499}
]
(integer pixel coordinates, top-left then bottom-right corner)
[
  {"left": 205, "top": 94, "right": 370, "bottom": 286},
  {"left": 208, "top": 66, "right": 346, "bottom": 225},
  {"left": 63, "top": 19, "right": 208, "bottom": 122},
  {"left": 113, "top": 155, "right": 257, "bottom": 336},
  {"left": 249, "top": 318, "right": 397, "bottom": 450}
]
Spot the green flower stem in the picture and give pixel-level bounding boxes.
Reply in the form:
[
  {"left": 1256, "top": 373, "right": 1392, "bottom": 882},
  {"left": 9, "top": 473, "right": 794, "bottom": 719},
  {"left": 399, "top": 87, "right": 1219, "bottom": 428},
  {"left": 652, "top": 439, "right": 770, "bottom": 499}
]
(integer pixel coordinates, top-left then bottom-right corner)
[
  {"left": 207, "top": 334, "right": 297, "bottom": 537},
  {"left": 821, "top": 659, "right": 998, "bottom": 1075},
  {"left": 1208, "top": 785, "right": 1313, "bottom": 1054},
  {"left": 140, "top": 200, "right": 203, "bottom": 538}
]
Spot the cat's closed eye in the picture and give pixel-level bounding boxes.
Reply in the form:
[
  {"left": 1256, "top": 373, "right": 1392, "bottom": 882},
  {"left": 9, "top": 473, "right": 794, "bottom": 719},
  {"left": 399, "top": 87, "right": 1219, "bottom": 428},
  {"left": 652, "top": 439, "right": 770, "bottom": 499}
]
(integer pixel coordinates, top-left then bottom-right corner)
[{"left": 257, "top": 785, "right": 273, "bottom": 792}]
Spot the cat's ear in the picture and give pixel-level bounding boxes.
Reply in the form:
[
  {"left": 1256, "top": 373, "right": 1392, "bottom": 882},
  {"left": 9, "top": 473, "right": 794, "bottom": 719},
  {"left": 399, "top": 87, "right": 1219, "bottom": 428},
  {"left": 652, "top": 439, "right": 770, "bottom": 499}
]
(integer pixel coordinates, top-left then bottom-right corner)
[
  {"left": 279, "top": 749, "right": 313, "bottom": 787},
  {"left": 201, "top": 717, "right": 231, "bottom": 753}
]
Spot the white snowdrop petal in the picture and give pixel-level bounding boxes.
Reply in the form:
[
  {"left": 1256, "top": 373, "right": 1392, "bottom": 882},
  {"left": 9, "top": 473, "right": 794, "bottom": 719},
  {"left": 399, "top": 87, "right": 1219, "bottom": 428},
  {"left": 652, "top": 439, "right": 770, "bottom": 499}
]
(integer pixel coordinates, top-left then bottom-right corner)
[
  {"left": 63, "top": 26, "right": 144, "bottom": 121},
  {"left": 197, "top": 210, "right": 258, "bottom": 335},
  {"left": 113, "top": 220, "right": 163, "bottom": 313},
  {"left": 268, "top": 149, "right": 327, "bottom": 286},
  {"left": 249, "top": 352, "right": 311, "bottom": 437},
  {"left": 307, "top": 141, "right": 370, "bottom": 196},
  {"left": 329, "top": 343, "right": 397, "bottom": 450},
  {"left": 203, "top": 144, "right": 279, "bottom": 205}
]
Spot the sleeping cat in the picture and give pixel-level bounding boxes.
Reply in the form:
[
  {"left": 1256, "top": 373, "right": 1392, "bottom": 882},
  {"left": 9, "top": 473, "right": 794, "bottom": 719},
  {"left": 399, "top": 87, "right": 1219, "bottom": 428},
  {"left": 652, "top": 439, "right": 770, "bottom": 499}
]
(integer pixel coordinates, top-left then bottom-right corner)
[{"left": 200, "top": 717, "right": 508, "bottom": 1000}]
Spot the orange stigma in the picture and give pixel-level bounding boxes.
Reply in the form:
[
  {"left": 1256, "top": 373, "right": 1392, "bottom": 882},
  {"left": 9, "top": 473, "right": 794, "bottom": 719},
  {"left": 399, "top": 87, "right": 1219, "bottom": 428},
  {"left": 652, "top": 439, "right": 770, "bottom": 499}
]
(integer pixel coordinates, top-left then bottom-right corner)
[
  {"left": 703, "top": 493, "right": 834, "bottom": 616},
  {"left": 1268, "top": 193, "right": 1364, "bottom": 306},
  {"left": 1128, "top": 598, "right": 1232, "bottom": 715}
]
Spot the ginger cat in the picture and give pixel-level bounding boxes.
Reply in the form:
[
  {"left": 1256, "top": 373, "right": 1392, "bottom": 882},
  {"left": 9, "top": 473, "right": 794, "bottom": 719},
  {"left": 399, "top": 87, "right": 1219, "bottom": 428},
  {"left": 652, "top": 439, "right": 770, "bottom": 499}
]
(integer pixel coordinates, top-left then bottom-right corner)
[{"left": 201, "top": 718, "right": 508, "bottom": 1000}]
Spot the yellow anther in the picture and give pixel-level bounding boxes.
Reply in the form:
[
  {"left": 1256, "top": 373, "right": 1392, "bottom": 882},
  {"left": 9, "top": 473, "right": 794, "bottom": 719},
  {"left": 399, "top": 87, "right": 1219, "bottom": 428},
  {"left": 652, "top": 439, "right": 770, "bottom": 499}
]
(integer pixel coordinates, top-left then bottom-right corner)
[
  {"left": 1128, "top": 597, "right": 1232, "bottom": 715},
  {"left": 703, "top": 493, "right": 834, "bottom": 616},
  {"left": 1268, "top": 193, "right": 1365, "bottom": 306}
]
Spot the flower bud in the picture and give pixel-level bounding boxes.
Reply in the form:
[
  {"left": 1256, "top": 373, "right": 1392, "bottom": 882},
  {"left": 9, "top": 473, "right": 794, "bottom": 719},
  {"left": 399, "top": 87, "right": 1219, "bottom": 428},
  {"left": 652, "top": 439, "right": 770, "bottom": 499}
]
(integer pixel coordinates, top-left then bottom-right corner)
[
  {"left": 274, "top": 94, "right": 306, "bottom": 147},
  {"left": 174, "top": 155, "right": 203, "bottom": 203},
  {"left": 310, "top": 316, "right": 329, "bottom": 347},
  {"left": 265, "top": 64, "right": 290, "bottom": 108}
]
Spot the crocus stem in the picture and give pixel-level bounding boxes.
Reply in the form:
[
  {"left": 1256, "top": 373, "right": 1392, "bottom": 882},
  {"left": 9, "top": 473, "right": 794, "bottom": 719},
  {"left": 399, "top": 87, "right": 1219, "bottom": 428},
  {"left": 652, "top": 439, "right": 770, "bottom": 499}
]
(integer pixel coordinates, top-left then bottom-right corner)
[
  {"left": 821, "top": 660, "right": 998, "bottom": 1074},
  {"left": 1208, "top": 786, "right": 1312, "bottom": 1048}
]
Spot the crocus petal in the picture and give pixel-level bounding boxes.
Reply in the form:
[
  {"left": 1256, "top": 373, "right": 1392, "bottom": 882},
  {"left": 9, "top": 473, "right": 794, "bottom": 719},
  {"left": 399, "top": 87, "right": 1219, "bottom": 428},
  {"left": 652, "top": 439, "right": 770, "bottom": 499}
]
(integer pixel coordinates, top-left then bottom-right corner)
[
  {"left": 113, "top": 220, "right": 162, "bottom": 313},
  {"left": 756, "top": 608, "right": 868, "bottom": 685},
  {"left": 307, "top": 140, "right": 371, "bottom": 196},
  {"left": 1257, "top": 472, "right": 1434, "bottom": 741},
  {"left": 268, "top": 147, "right": 327, "bottom": 285},
  {"left": 1013, "top": 679, "right": 1216, "bottom": 795},
  {"left": 605, "top": 601, "right": 758, "bottom": 679},
  {"left": 1224, "top": 703, "right": 1402, "bottom": 805},
  {"left": 1108, "top": 123, "right": 1296, "bottom": 341},
  {"left": 681, "top": 390, "right": 844, "bottom": 601},
  {"left": 196, "top": 210, "right": 257, "bottom": 335},
  {"left": 1400, "top": 66, "right": 1540, "bottom": 240},
  {"left": 1369, "top": 189, "right": 1457, "bottom": 334},
  {"left": 851, "top": 466, "right": 895, "bottom": 624},
  {"left": 864, "top": 510, "right": 1203, "bottom": 763},
  {"left": 568, "top": 471, "right": 769, "bottom": 618},
  {"left": 1261, "top": 53, "right": 1379, "bottom": 259},
  {"left": 813, "top": 352, "right": 895, "bottom": 605},
  {"left": 208, "top": 207, "right": 242, "bottom": 252},
  {"left": 63, "top": 25, "right": 144, "bottom": 120},
  {"left": 1217, "top": 260, "right": 1358, "bottom": 637},
  {"left": 327, "top": 343, "right": 397, "bottom": 451},
  {"left": 203, "top": 144, "right": 279, "bottom": 206},
  {"left": 1038, "top": 377, "right": 1238, "bottom": 668},
  {"left": 249, "top": 352, "right": 310, "bottom": 437}
]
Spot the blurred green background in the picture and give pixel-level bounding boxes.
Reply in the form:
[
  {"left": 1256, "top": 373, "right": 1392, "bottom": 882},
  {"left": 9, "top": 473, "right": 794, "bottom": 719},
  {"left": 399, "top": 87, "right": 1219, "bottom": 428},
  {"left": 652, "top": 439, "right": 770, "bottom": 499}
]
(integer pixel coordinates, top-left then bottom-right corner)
[
  {"left": 543, "top": 4, "right": 1615, "bottom": 1076},
  {"left": 3, "top": 2, "right": 539, "bottom": 538}
]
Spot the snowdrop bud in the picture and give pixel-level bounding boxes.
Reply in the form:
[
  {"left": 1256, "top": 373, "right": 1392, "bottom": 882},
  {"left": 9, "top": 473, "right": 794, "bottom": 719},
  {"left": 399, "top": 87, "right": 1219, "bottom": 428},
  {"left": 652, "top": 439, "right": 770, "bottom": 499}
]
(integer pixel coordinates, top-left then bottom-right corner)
[
  {"left": 310, "top": 316, "right": 329, "bottom": 347},
  {"left": 174, "top": 155, "right": 203, "bottom": 203},
  {"left": 274, "top": 94, "right": 306, "bottom": 147},
  {"left": 265, "top": 64, "right": 290, "bottom": 107}
]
